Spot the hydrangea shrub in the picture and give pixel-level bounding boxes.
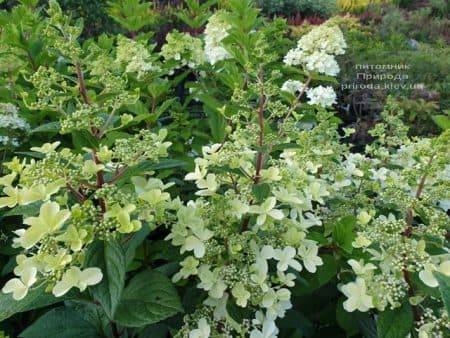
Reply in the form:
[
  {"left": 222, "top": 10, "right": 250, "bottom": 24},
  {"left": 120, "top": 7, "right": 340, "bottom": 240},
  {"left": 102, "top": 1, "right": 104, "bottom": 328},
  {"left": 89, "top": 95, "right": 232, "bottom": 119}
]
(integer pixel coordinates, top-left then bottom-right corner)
[{"left": 0, "top": 0, "right": 448, "bottom": 337}]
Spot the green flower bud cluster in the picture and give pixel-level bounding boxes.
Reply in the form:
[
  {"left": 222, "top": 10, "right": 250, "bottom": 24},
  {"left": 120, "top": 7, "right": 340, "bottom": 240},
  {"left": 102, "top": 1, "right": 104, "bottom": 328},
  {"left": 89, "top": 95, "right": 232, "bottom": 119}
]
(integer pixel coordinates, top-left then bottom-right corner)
[
  {"left": 60, "top": 104, "right": 104, "bottom": 134},
  {"left": 112, "top": 129, "right": 171, "bottom": 166},
  {"left": 44, "top": 0, "right": 83, "bottom": 61},
  {"left": 22, "top": 67, "right": 71, "bottom": 111}
]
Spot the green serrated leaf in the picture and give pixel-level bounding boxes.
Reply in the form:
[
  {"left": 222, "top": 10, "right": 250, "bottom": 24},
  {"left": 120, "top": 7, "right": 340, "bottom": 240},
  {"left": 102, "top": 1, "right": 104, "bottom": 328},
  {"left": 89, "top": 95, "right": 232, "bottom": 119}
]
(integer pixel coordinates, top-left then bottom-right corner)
[
  {"left": 85, "top": 240, "right": 126, "bottom": 319},
  {"left": 137, "top": 323, "right": 169, "bottom": 338},
  {"left": 123, "top": 226, "right": 150, "bottom": 266},
  {"left": 434, "top": 272, "right": 450, "bottom": 314},
  {"left": 432, "top": 115, "right": 450, "bottom": 130},
  {"left": 355, "top": 312, "right": 378, "bottom": 338},
  {"left": 116, "top": 159, "right": 187, "bottom": 184},
  {"left": 3, "top": 201, "right": 42, "bottom": 217},
  {"left": 14, "top": 151, "right": 45, "bottom": 159},
  {"left": 252, "top": 183, "right": 271, "bottom": 202},
  {"left": 114, "top": 269, "right": 183, "bottom": 327},
  {"left": 65, "top": 300, "right": 109, "bottom": 335},
  {"left": 377, "top": 301, "right": 413, "bottom": 338},
  {"left": 72, "top": 130, "right": 99, "bottom": 151},
  {"left": 0, "top": 284, "right": 64, "bottom": 322},
  {"left": 19, "top": 307, "right": 101, "bottom": 338},
  {"left": 292, "top": 254, "right": 337, "bottom": 296},
  {"left": 332, "top": 215, "right": 356, "bottom": 253},
  {"left": 29, "top": 122, "right": 60, "bottom": 134},
  {"left": 205, "top": 106, "right": 226, "bottom": 142},
  {"left": 336, "top": 298, "right": 359, "bottom": 336}
]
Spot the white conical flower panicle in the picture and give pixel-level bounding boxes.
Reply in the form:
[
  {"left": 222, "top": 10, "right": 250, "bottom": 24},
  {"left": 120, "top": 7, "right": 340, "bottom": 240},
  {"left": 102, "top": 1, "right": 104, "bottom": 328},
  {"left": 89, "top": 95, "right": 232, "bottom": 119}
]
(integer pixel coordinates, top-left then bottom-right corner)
[{"left": 204, "top": 12, "right": 232, "bottom": 65}]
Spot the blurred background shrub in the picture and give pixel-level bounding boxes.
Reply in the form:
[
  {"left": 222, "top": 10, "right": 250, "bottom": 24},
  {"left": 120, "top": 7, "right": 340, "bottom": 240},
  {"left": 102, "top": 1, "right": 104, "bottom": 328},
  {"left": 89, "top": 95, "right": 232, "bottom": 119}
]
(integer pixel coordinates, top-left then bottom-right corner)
[{"left": 1, "top": 0, "right": 448, "bottom": 139}]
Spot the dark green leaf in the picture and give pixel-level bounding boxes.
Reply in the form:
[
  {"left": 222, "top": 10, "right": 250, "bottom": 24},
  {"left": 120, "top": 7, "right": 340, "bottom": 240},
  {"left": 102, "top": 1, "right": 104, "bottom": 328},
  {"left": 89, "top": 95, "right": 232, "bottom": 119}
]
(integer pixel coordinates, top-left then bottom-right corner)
[
  {"left": 1, "top": 256, "right": 16, "bottom": 276},
  {"left": 292, "top": 255, "right": 337, "bottom": 296},
  {"left": 65, "top": 300, "right": 109, "bottom": 335},
  {"left": 355, "top": 313, "right": 378, "bottom": 338},
  {"left": 123, "top": 226, "right": 150, "bottom": 266},
  {"left": 336, "top": 298, "right": 359, "bottom": 336},
  {"left": 332, "top": 215, "right": 356, "bottom": 253},
  {"left": 30, "top": 122, "right": 60, "bottom": 134},
  {"left": 154, "top": 262, "right": 181, "bottom": 277},
  {"left": 19, "top": 307, "right": 101, "bottom": 338},
  {"left": 148, "top": 240, "right": 182, "bottom": 262},
  {"left": 116, "top": 159, "right": 187, "bottom": 184},
  {"left": 72, "top": 130, "right": 99, "bottom": 151},
  {"left": 316, "top": 255, "right": 338, "bottom": 286},
  {"left": 252, "top": 183, "right": 271, "bottom": 202},
  {"left": 0, "top": 284, "right": 64, "bottom": 322},
  {"left": 3, "top": 202, "right": 42, "bottom": 217},
  {"left": 227, "top": 301, "right": 253, "bottom": 323},
  {"left": 28, "top": 39, "right": 44, "bottom": 60},
  {"left": 205, "top": 107, "right": 226, "bottom": 142},
  {"left": 377, "top": 301, "right": 413, "bottom": 338},
  {"left": 154, "top": 98, "right": 177, "bottom": 117},
  {"left": 434, "top": 272, "right": 450, "bottom": 314},
  {"left": 114, "top": 269, "right": 183, "bottom": 327},
  {"left": 138, "top": 324, "right": 169, "bottom": 338},
  {"left": 85, "top": 240, "right": 126, "bottom": 319}
]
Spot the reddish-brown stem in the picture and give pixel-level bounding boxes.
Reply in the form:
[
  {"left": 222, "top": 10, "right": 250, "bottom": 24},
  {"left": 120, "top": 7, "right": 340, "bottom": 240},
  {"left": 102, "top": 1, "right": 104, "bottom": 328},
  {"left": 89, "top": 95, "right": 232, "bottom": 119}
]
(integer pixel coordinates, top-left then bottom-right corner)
[
  {"left": 73, "top": 62, "right": 112, "bottom": 218},
  {"left": 26, "top": 50, "right": 37, "bottom": 72},
  {"left": 92, "top": 151, "right": 106, "bottom": 213},
  {"left": 241, "top": 72, "right": 266, "bottom": 231},
  {"left": 75, "top": 62, "right": 101, "bottom": 137},
  {"left": 279, "top": 75, "right": 312, "bottom": 135},
  {"left": 109, "top": 166, "right": 128, "bottom": 184},
  {"left": 111, "top": 322, "right": 121, "bottom": 338},
  {"left": 414, "top": 155, "right": 435, "bottom": 200},
  {"left": 319, "top": 244, "right": 338, "bottom": 254},
  {"left": 228, "top": 173, "right": 239, "bottom": 194},
  {"left": 241, "top": 197, "right": 253, "bottom": 232},
  {"left": 92, "top": 154, "right": 105, "bottom": 188},
  {"left": 66, "top": 183, "right": 85, "bottom": 203},
  {"left": 151, "top": 97, "right": 156, "bottom": 115},
  {"left": 403, "top": 153, "right": 435, "bottom": 236},
  {"left": 403, "top": 270, "right": 421, "bottom": 321},
  {"left": 404, "top": 209, "right": 414, "bottom": 237},
  {"left": 75, "top": 62, "right": 90, "bottom": 105}
]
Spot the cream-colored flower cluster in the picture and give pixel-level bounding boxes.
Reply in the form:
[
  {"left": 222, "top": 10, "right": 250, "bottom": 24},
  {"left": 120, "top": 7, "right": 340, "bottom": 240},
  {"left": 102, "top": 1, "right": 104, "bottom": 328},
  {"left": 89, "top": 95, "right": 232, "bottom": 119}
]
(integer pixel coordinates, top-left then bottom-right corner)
[
  {"left": 203, "top": 12, "right": 232, "bottom": 65},
  {"left": 336, "top": 102, "right": 450, "bottom": 337},
  {"left": 170, "top": 113, "right": 350, "bottom": 337},
  {"left": 282, "top": 23, "right": 345, "bottom": 108},
  {"left": 0, "top": 127, "right": 174, "bottom": 300},
  {"left": 116, "top": 36, "right": 160, "bottom": 79},
  {"left": 284, "top": 24, "right": 346, "bottom": 76},
  {"left": 161, "top": 30, "right": 205, "bottom": 69}
]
